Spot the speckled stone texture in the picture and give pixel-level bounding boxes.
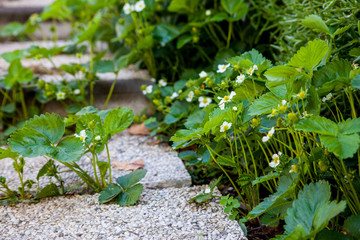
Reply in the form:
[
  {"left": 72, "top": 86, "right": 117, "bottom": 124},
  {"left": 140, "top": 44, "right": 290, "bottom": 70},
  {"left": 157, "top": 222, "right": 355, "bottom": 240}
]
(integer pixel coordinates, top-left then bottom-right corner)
[{"left": 0, "top": 186, "right": 246, "bottom": 240}]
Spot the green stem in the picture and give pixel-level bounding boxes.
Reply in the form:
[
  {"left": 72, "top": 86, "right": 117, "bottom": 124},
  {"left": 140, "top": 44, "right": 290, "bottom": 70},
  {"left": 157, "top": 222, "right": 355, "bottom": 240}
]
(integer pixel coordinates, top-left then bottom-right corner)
[
  {"left": 102, "top": 73, "right": 118, "bottom": 110},
  {"left": 105, "top": 143, "right": 112, "bottom": 184},
  {"left": 226, "top": 21, "right": 233, "bottom": 48},
  {"left": 18, "top": 86, "right": 28, "bottom": 120}
]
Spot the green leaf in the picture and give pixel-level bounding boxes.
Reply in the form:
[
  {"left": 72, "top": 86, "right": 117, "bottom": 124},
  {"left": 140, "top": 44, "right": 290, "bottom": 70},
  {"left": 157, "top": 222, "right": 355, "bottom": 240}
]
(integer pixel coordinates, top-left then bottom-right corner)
[
  {"left": 320, "top": 134, "right": 360, "bottom": 159},
  {"left": 248, "top": 92, "right": 282, "bottom": 116},
  {"left": 315, "top": 230, "right": 349, "bottom": 240},
  {"left": 184, "top": 110, "right": 207, "bottom": 129},
  {"left": 0, "top": 148, "right": 19, "bottom": 160},
  {"left": 1, "top": 49, "right": 26, "bottom": 63},
  {"left": 152, "top": 24, "right": 180, "bottom": 45},
  {"left": 294, "top": 116, "right": 338, "bottom": 136},
  {"left": 177, "top": 35, "right": 193, "bottom": 49},
  {"left": 76, "top": 106, "right": 98, "bottom": 115},
  {"left": 98, "top": 183, "right": 122, "bottom": 203},
  {"left": 338, "top": 118, "right": 360, "bottom": 134},
  {"left": 221, "top": 0, "right": 248, "bottom": 19},
  {"left": 306, "top": 86, "right": 321, "bottom": 116},
  {"left": 167, "top": 0, "right": 201, "bottom": 13},
  {"left": 8, "top": 114, "right": 66, "bottom": 157},
  {"left": 76, "top": 13, "right": 102, "bottom": 43},
  {"left": 41, "top": 0, "right": 72, "bottom": 21},
  {"left": 4, "top": 59, "right": 34, "bottom": 89},
  {"left": 333, "top": 25, "right": 352, "bottom": 37},
  {"left": 93, "top": 60, "right": 115, "bottom": 73},
  {"left": 351, "top": 74, "right": 360, "bottom": 89},
  {"left": 301, "top": 15, "right": 330, "bottom": 35},
  {"left": 36, "top": 160, "right": 55, "bottom": 180},
  {"left": 178, "top": 151, "right": 197, "bottom": 161},
  {"left": 36, "top": 183, "right": 60, "bottom": 199},
  {"left": 288, "top": 39, "right": 328, "bottom": 72},
  {"left": 50, "top": 136, "right": 84, "bottom": 162},
  {"left": 343, "top": 215, "right": 360, "bottom": 239},
  {"left": 116, "top": 183, "right": 144, "bottom": 206},
  {"left": 284, "top": 181, "right": 346, "bottom": 238},
  {"left": 116, "top": 169, "right": 147, "bottom": 190},
  {"left": 137, "top": 35, "right": 154, "bottom": 50},
  {"left": 104, "top": 107, "right": 133, "bottom": 138},
  {"left": 265, "top": 66, "right": 300, "bottom": 88},
  {"left": 252, "top": 172, "right": 280, "bottom": 186},
  {"left": 0, "top": 22, "right": 26, "bottom": 37}
]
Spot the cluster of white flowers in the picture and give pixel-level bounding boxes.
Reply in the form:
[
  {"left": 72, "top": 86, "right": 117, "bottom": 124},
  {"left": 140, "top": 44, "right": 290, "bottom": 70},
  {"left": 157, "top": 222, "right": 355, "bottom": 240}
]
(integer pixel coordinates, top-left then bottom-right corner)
[
  {"left": 269, "top": 152, "right": 282, "bottom": 168},
  {"left": 158, "top": 79, "right": 167, "bottom": 87},
  {"left": 220, "top": 121, "right": 232, "bottom": 132},
  {"left": 142, "top": 85, "right": 153, "bottom": 95},
  {"left": 236, "top": 74, "right": 245, "bottom": 84},
  {"left": 247, "top": 65, "right": 258, "bottom": 76},
  {"left": 322, "top": 93, "right": 333, "bottom": 102},
  {"left": 218, "top": 91, "right": 236, "bottom": 110},
  {"left": 186, "top": 91, "right": 194, "bottom": 102},
  {"left": 75, "top": 130, "right": 87, "bottom": 143},
  {"left": 217, "top": 63, "right": 230, "bottom": 73},
  {"left": 56, "top": 91, "right": 66, "bottom": 100},
  {"left": 199, "top": 71, "right": 207, "bottom": 78},
  {"left": 199, "top": 96, "right": 212, "bottom": 107},
  {"left": 262, "top": 127, "right": 275, "bottom": 142},
  {"left": 123, "top": 1, "right": 145, "bottom": 14}
]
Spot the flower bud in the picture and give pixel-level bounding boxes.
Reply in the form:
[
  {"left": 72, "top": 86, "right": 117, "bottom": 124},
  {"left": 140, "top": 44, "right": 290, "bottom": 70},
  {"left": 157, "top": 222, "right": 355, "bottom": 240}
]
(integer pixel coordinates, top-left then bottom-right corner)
[
  {"left": 318, "top": 161, "right": 328, "bottom": 172},
  {"left": 288, "top": 112, "right": 297, "bottom": 121}
]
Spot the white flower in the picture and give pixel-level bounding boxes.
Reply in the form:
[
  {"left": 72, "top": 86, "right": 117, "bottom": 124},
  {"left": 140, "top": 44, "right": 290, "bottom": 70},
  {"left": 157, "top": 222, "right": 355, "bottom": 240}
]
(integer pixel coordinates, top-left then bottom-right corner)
[
  {"left": 236, "top": 74, "right": 245, "bottom": 84},
  {"left": 247, "top": 65, "right": 258, "bottom": 76},
  {"left": 123, "top": 3, "right": 133, "bottom": 14},
  {"left": 95, "top": 135, "right": 101, "bottom": 141},
  {"left": 73, "top": 89, "right": 81, "bottom": 95},
  {"left": 205, "top": 10, "right": 211, "bottom": 16},
  {"left": 204, "top": 188, "right": 211, "bottom": 194},
  {"left": 218, "top": 91, "right": 236, "bottom": 110},
  {"left": 217, "top": 63, "right": 230, "bottom": 73},
  {"left": 186, "top": 91, "right": 194, "bottom": 102},
  {"left": 199, "top": 96, "right": 212, "bottom": 108},
  {"left": 142, "top": 85, "right": 153, "bottom": 95},
  {"left": 233, "top": 106, "right": 238, "bottom": 111},
  {"left": 269, "top": 152, "right": 282, "bottom": 168},
  {"left": 159, "top": 79, "right": 167, "bottom": 87},
  {"left": 322, "top": 93, "right": 333, "bottom": 102},
  {"left": 75, "top": 130, "right": 87, "bottom": 143},
  {"left": 289, "top": 164, "right": 297, "bottom": 173},
  {"left": 278, "top": 100, "right": 288, "bottom": 111},
  {"left": 302, "top": 111, "right": 312, "bottom": 118},
  {"left": 220, "top": 121, "right": 232, "bottom": 132},
  {"left": 170, "top": 92, "right": 179, "bottom": 99},
  {"left": 134, "top": 0, "right": 146, "bottom": 12},
  {"left": 199, "top": 71, "right": 207, "bottom": 78},
  {"left": 150, "top": 78, "right": 156, "bottom": 82},
  {"left": 262, "top": 127, "right": 275, "bottom": 143},
  {"left": 56, "top": 91, "right": 66, "bottom": 100},
  {"left": 281, "top": 100, "right": 287, "bottom": 106}
]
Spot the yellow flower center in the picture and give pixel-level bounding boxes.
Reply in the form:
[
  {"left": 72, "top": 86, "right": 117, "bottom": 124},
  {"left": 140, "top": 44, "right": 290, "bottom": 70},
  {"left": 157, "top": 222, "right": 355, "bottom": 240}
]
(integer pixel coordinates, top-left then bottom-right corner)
[
  {"left": 222, "top": 65, "right": 226, "bottom": 70},
  {"left": 298, "top": 91, "right": 306, "bottom": 99},
  {"left": 234, "top": 65, "right": 238, "bottom": 68},
  {"left": 279, "top": 105, "right": 286, "bottom": 111},
  {"left": 247, "top": 68, "right": 253, "bottom": 74},
  {"left": 274, "top": 157, "right": 279, "bottom": 163},
  {"left": 221, "top": 82, "right": 226, "bottom": 85},
  {"left": 80, "top": 136, "right": 84, "bottom": 141},
  {"left": 272, "top": 109, "right": 277, "bottom": 115},
  {"left": 224, "top": 125, "right": 229, "bottom": 131},
  {"left": 224, "top": 96, "right": 230, "bottom": 101},
  {"left": 203, "top": 99, "right": 208, "bottom": 104}
]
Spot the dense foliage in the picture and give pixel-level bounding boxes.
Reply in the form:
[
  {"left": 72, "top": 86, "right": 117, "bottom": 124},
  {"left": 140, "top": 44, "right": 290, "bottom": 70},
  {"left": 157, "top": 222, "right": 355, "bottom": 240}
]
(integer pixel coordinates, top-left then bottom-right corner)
[{"left": 1, "top": 0, "right": 360, "bottom": 239}]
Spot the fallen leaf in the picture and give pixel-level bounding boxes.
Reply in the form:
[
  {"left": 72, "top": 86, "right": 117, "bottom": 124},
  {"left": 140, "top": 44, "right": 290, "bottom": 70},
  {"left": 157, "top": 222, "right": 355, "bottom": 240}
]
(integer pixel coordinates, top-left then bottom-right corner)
[
  {"left": 113, "top": 159, "right": 145, "bottom": 171},
  {"left": 128, "top": 122, "right": 150, "bottom": 135},
  {"left": 146, "top": 140, "right": 160, "bottom": 146}
]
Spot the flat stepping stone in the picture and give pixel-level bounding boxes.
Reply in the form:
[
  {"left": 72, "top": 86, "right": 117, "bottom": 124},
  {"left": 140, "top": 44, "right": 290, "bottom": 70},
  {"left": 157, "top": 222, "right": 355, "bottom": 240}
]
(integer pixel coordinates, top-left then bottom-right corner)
[
  {"left": 0, "top": 132, "right": 191, "bottom": 194},
  {"left": 0, "top": 186, "right": 246, "bottom": 239}
]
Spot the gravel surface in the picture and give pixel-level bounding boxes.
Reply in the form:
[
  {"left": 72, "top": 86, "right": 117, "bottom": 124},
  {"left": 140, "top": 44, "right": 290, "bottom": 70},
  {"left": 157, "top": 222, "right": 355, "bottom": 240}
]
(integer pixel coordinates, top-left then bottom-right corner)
[
  {"left": 0, "top": 186, "right": 246, "bottom": 240},
  {"left": 0, "top": 132, "right": 191, "bottom": 195}
]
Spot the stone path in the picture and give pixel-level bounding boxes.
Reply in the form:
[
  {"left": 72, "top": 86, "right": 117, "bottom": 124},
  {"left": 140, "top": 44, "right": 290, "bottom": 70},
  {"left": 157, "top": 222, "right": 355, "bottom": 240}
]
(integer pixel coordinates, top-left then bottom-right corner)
[{"left": 0, "top": 131, "right": 246, "bottom": 240}]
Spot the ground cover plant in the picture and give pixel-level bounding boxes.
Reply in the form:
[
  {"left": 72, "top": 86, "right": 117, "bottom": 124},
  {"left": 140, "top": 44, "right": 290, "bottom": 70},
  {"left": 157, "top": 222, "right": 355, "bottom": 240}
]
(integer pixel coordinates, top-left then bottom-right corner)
[{"left": 0, "top": 0, "right": 360, "bottom": 239}]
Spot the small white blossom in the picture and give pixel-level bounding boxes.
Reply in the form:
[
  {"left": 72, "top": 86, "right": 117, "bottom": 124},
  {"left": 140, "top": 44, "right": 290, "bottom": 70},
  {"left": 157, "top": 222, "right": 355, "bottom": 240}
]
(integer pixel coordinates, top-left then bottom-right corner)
[
  {"left": 302, "top": 111, "right": 312, "bottom": 118},
  {"left": 247, "top": 65, "right": 258, "bottom": 76},
  {"left": 75, "top": 130, "right": 87, "bottom": 143},
  {"left": 134, "top": 0, "right": 146, "bottom": 12},
  {"left": 269, "top": 152, "right": 282, "bottom": 168},
  {"left": 142, "top": 85, "right": 153, "bottom": 95},
  {"left": 236, "top": 74, "right": 245, "bottom": 84},
  {"left": 150, "top": 78, "right": 156, "bottom": 82},
  {"left": 262, "top": 127, "right": 275, "bottom": 142},
  {"left": 95, "top": 135, "right": 101, "bottom": 141},
  {"left": 56, "top": 91, "right": 66, "bottom": 100},
  {"left": 322, "top": 93, "right": 333, "bottom": 102},
  {"left": 204, "top": 188, "right": 211, "bottom": 194},
  {"left": 186, "top": 91, "right": 194, "bottom": 102},
  {"left": 205, "top": 10, "right": 211, "bottom": 16},
  {"left": 159, "top": 79, "right": 167, "bottom": 87},
  {"left": 199, "top": 71, "right": 207, "bottom": 78},
  {"left": 233, "top": 106, "right": 238, "bottom": 111},
  {"left": 123, "top": 3, "right": 133, "bottom": 14},
  {"left": 170, "top": 92, "right": 179, "bottom": 99},
  {"left": 220, "top": 121, "right": 232, "bottom": 132},
  {"left": 73, "top": 89, "right": 81, "bottom": 95},
  {"left": 217, "top": 63, "right": 230, "bottom": 73},
  {"left": 199, "top": 96, "right": 212, "bottom": 108},
  {"left": 289, "top": 164, "right": 297, "bottom": 173},
  {"left": 218, "top": 91, "right": 236, "bottom": 110}
]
